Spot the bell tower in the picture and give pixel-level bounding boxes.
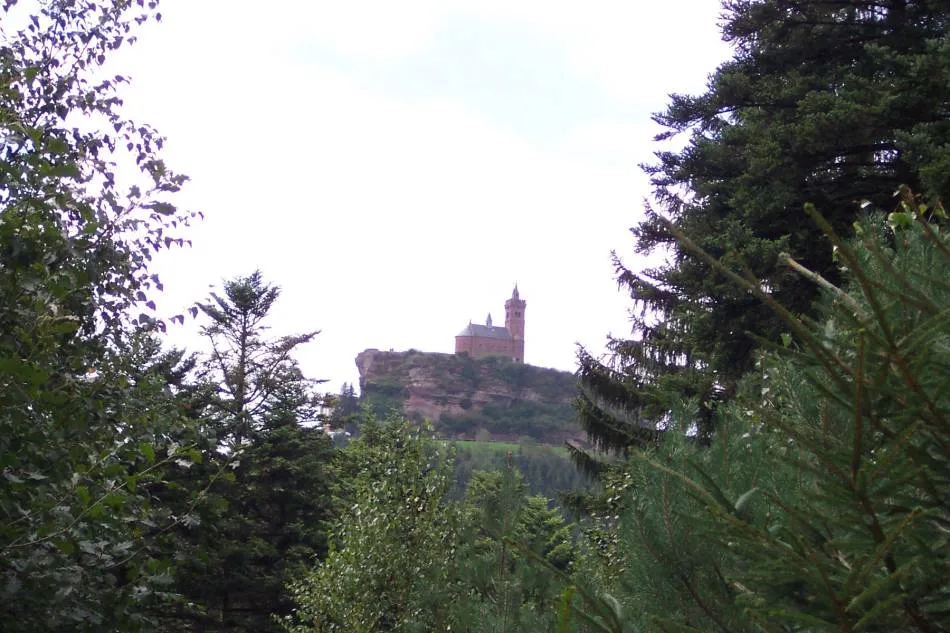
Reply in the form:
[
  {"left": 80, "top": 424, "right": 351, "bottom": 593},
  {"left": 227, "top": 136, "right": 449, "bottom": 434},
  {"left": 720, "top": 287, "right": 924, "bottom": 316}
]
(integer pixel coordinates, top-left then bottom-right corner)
[{"left": 504, "top": 285, "right": 526, "bottom": 362}]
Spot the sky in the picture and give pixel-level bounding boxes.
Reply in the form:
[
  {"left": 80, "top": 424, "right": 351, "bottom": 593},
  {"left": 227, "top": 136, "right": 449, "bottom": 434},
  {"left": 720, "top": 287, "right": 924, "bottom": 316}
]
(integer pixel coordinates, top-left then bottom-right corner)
[{"left": 108, "top": 0, "right": 732, "bottom": 392}]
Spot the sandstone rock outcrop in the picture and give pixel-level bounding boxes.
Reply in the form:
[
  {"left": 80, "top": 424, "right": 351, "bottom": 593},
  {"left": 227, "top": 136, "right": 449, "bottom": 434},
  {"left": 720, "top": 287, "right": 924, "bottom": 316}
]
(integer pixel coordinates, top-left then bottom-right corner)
[{"left": 355, "top": 349, "right": 582, "bottom": 443}]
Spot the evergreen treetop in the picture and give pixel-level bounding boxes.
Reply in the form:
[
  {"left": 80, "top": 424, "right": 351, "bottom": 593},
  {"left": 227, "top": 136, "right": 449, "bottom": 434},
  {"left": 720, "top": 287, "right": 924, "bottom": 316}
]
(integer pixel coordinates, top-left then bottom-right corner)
[{"left": 578, "top": 0, "right": 950, "bottom": 454}]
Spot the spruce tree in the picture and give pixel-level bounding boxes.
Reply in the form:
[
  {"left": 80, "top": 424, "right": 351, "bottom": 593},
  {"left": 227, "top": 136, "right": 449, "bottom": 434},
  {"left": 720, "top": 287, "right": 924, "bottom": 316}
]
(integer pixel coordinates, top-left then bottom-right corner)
[
  {"left": 165, "top": 272, "right": 335, "bottom": 632},
  {"left": 578, "top": 0, "right": 950, "bottom": 452},
  {"left": 328, "top": 382, "right": 360, "bottom": 436}
]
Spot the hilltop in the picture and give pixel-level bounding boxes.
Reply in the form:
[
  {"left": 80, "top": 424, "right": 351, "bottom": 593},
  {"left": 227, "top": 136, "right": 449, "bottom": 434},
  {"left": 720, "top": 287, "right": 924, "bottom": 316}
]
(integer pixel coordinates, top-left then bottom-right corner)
[{"left": 355, "top": 349, "right": 583, "bottom": 444}]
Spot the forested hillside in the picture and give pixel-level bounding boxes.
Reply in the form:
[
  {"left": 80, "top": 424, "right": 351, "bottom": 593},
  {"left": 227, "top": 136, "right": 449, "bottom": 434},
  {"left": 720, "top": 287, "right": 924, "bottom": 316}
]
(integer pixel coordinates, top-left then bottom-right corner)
[
  {"left": 350, "top": 350, "right": 590, "bottom": 498},
  {"left": 356, "top": 348, "right": 582, "bottom": 442},
  {"left": 2, "top": 2, "right": 948, "bottom": 633}
]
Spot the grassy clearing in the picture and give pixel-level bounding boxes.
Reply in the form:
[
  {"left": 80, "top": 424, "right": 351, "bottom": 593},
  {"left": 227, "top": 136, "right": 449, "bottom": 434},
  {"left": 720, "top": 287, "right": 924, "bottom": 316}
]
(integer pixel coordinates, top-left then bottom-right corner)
[
  {"left": 443, "top": 439, "right": 569, "bottom": 458},
  {"left": 448, "top": 439, "right": 520, "bottom": 455}
]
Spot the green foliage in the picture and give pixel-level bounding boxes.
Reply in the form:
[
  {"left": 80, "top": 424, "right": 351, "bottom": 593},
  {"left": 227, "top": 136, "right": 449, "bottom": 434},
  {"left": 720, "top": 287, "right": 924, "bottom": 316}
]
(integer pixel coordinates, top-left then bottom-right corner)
[
  {"left": 578, "top": 0, "right": 950, "bottom": 455},
  {"left": 285, "top": 417, "right": 581, "bottom": 633},
  {"left": 163, "top": 272, "right": 336, "bottom": 632},
  {"left": 452, "top": 440, "right": 592, "bottom": 500},
  {"left": 358, "top": 351, "right": 579, "bottom": 442},
  {"left": 459, "top": 354, "right": 481, "bottom": 388},
  {"left": 327, "top": 382, "right": 359, "bottom": 433},
  {"left": 573, "top": 204, "right": 950, "bottom": 633},
  {"left": 717, "top": 206, "right": 950, "bottom": 632},
  {"left": 360, "top": 376, "right": 407, "bottom": 419},
  {"left": 284, "top": 415, "right": 460, "bottom": 633},
  {"left": 0, "top": 333, "right": 202, "bottom": 632},
  {"left": 196, "top": 270, "right": 322, "bottom": 445},
  {"left": 360, "top": 391, "right": 406, "bottom": 419},
  {"left": 439, "top": 398, "right": 579, "bottom": 442},
  {"left": 452, "top": 465, "right": 575, "bottom": 633},
  {"left": 0, "top": 1, "right": 199, "bottom": 629}
]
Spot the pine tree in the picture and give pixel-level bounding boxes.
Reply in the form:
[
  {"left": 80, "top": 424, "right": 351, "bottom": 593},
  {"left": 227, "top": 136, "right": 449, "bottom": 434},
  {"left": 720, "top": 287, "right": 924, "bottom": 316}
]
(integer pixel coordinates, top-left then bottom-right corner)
[
  {"left": 571, "top": 197, "right": 950, "bottom": 633},
  {"left": 578, "top": 0, "right": 950, "bottom": 453},
  {"left": 165, "top": 272, "right": 335, "bottom": 632},
  {"left": 328, "top": 382, "right": 360, "bottom": 433}
]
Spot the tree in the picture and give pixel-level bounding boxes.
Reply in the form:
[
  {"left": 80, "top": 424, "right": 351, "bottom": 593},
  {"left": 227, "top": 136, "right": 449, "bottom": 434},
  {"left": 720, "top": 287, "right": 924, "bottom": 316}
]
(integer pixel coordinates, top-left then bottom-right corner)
[
  {"left": 569, "top": 200, "right": 950, "bottom": 633},
  {"left": 164, "top": 272, "right": 335, "bottom": 632},
  {"left": 285, "top": 415, "right": 461, "bottom": 633},
  {"left": 197, "top": 270, "right": 321, "bottom": 445},
  {"left": 327, "top": 381, "right": 360, "bottom": 435},
  {"left": 286, "top": 419, "right": 578, "bottom": 633},
  {"left": 1, "top": 1, "right": 199, "bottom": 629},
  {"left": 455, "top": 466, "right": 576, "bottom": 633},
  {"left": 577, "top": 0, "right": 950, "bottom": 454}
]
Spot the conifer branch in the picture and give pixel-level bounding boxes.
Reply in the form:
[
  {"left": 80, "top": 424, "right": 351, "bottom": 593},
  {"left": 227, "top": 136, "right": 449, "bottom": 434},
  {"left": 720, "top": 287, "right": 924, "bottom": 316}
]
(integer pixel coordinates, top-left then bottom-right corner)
[
  {"left": 657, "top": 215, "right": 856, "bottom": 391},
  {"left": 851, "top": 334, "right": 865, "bottom": 487},
  {"left": 779, "top": 253, "right": 866, "bottom": 319}
]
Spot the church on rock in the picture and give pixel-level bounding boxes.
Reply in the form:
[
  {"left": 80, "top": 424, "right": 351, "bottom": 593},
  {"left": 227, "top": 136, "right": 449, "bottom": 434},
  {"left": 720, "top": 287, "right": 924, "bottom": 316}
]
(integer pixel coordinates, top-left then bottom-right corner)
[{"left": 454, "top": 286, "right": 526, "bottom": 363}]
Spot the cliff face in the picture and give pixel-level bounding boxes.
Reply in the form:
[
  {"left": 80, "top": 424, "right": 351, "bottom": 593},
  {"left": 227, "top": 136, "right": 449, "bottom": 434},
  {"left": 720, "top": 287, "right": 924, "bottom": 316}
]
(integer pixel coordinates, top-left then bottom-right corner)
[{"left": 355, "top": 349, "right": 582, "bottom": 443}]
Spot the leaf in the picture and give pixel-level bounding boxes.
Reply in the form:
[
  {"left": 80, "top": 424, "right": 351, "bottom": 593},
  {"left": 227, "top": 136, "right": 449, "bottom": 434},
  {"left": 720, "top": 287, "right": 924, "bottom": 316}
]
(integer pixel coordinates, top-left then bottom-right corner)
[
  {"left": 852, "top": 593, "right": 908, "bottom": 631},
  {"left": 0, "top": 357, "right": 49, "bottom": 386},
  {"left": 104, "top": 491, "right": 126, "bottom": 509},
  {"left": 887, "top": 211, "right": 913, "bottom": 230},
  {"left": 147, "top": 201, "right": 176, "bottom": 216},
  {"left": 46, "top": 136, "right": 70, "bottom": 154},
  {"left": 47, "top": 318, "right": 80, "bottom": 335},
  {"left": 139, "top": 442, "right": 155, "bottom": 463},
  {"left": 734, "top": 487, "right": 759, "bottom": 513},
  {"left": 845, "top": 569, "right": 906, "bottom": 616},
  {"left": 557, "top": 585, "right": 575, "bottom": 633},
  {"left": 761, "top": 609, "right": 839, "bottom": 631}
]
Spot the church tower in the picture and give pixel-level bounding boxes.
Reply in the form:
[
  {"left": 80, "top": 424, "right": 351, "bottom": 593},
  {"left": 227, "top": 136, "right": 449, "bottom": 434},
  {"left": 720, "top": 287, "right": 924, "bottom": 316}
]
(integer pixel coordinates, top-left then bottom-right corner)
[{"left": 504, "top": 285, "right": 526, "bottom": 362}]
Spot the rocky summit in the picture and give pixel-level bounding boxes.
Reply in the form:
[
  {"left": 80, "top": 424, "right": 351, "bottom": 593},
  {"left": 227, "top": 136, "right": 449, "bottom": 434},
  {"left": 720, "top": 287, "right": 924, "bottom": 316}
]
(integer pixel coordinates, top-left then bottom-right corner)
[{"left": 355, "top": 349, "right": 583, "bottom": 444}]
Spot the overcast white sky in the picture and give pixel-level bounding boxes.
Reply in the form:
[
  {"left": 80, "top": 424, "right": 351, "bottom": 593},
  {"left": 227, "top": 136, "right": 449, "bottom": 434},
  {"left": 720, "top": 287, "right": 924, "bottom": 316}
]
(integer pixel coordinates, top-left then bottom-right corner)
[{"left": 111, "top": 0, "right": 731, "bottom": 392}]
